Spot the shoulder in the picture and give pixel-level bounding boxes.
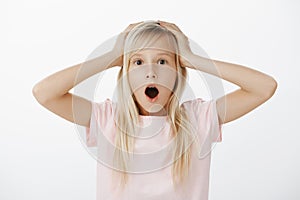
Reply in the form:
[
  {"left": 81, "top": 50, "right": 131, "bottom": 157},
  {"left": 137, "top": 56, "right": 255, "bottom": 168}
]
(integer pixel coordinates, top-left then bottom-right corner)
[
  {"left": 181, "top": 98, "right": 217, "bottom": 120},
  {"left": 92, "top": 98, "right": 116, "bottom": 108},
  {"left": 91, "top": 98, "right": 116, "bottom": 119},
  {"left": 181, "top": 97, "right": 207, "bottom": 110}
]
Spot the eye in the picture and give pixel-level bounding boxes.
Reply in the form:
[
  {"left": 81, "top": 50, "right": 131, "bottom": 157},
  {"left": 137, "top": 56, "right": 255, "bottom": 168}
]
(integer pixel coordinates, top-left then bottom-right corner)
[
  {"left": 158, "top": 59, "right": 167, "bottom": 65},
  {"left": 134, "top": 59, "right": 143, "bottom": 65}
]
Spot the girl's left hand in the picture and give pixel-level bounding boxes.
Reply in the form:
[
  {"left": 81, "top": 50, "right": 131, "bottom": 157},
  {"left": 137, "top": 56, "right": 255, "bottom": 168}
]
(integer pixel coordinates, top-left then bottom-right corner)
[{"left": 158, "top": 20, "right": 194, "bottom": 68}]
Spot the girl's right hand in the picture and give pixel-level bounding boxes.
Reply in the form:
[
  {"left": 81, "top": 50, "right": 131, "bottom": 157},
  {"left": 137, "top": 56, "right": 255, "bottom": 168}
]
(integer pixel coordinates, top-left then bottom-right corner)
[{"left": 110, "top": 21, "right": 143, "bottom": 67}]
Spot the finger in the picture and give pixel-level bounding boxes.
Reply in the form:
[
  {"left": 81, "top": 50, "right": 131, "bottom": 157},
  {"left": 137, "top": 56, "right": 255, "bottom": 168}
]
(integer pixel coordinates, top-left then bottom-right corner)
[
  {"left": 123, "top": 21, "right": 143, "bottom": 32},
  {"left": 131, "top": 21, "right": 143, "bottom": 27},
  {"left": 157, "top": 20, "right": 176, "bottom": 28},
  {"left": 158, "top": 20, "right": 181, "bottom": 32}
]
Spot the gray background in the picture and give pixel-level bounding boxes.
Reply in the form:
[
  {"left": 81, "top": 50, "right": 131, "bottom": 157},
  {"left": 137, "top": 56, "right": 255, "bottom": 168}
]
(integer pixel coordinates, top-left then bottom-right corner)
[{"left": 1, "top": 0, "right": 299, "bottom": 199}]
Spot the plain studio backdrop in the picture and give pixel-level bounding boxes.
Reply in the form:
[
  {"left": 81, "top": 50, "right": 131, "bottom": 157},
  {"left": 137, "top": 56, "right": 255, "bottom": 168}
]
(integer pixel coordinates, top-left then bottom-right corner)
[{"left": 1, "top": 0, "right": 299, "bottom": 199}]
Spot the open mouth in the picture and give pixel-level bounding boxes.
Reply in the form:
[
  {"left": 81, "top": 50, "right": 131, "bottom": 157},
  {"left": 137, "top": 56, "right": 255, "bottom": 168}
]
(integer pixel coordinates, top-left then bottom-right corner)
[{"left": 145, "top": 85, "right": 159, "bottom": 99}]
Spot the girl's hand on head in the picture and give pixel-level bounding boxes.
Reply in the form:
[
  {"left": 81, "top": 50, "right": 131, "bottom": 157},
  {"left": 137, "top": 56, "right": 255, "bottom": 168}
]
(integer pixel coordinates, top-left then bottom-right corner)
[
  {"left": 157, "top": 20, "right": 194, "bottom": 68},
  {"left": 111, "top": 21, "right": 143, "bottom": 68}
]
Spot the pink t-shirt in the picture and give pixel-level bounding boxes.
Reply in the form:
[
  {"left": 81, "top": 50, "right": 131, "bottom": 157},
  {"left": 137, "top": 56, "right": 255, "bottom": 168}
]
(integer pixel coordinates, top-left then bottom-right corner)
[{"left": 85, "top": 98, "right": 222, "bottom": 200}]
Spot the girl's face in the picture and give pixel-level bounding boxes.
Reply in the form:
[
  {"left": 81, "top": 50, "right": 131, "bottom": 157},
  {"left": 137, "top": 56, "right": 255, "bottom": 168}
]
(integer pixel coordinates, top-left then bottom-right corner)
[{"left": 127, "top": 35, "right": 178, "bottom": 116}]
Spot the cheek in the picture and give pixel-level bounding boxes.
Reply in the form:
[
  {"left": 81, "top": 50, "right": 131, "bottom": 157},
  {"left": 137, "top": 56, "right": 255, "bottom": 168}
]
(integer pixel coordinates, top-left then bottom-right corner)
[
  {"left": 128, "top": 66, "right": 177, "bottom": 92},
  {"left": 128, "top": 68, "right": 146, "bottom": 92},
  {"left": 157, "top": 67, "right": 177, "bottom": 91}
]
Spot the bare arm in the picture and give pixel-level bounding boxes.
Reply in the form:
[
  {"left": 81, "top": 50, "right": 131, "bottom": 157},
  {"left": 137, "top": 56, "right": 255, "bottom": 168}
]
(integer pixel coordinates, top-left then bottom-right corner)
[
  {"left": 158, "top": 20, "right": 278, "bottom": 125},
  {"left": 32, "top": 51, "right": 118, "bottom": 127},
  {"left": 187, "top": 55, "right": 278, "bottom": 124},
  {"left": 32, "top": 22, "right": 142, "bottom": 128}
]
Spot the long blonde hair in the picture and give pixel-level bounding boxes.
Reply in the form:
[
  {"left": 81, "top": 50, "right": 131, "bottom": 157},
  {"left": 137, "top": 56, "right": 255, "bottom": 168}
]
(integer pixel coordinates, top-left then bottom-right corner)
[{"left": 112, "top": 21, "right": 197, "bottom": 189}]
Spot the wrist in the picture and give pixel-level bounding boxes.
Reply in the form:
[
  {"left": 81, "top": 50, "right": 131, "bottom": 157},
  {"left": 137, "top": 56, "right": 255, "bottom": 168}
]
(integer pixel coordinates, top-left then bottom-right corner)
[
  {"left": 180, "top": 52, "right": 196, "bottom": 68},
  {"left": 107, "top": 50, "right": 123, "bottom": 68}
]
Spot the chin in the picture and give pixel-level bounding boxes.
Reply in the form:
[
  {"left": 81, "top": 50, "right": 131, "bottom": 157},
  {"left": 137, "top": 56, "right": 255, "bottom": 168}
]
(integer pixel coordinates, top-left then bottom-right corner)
[
  {"left": 135, "top": 100, "right": 162, "bottom": 114},
  {"left": 134, "top": 90, "right": 171, "bottom": 113}
]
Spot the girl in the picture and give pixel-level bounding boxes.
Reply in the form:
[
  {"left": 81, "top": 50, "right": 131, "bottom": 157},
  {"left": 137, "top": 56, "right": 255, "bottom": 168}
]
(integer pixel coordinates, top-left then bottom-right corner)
[{"left": 32, "top": 20, "right": 277, "bottom": 200}]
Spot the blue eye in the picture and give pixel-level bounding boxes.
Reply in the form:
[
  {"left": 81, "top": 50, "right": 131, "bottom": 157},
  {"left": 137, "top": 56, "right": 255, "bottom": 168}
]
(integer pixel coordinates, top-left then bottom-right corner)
[{"left": 158, "top": 59, "right": 166, "bottom": 65}]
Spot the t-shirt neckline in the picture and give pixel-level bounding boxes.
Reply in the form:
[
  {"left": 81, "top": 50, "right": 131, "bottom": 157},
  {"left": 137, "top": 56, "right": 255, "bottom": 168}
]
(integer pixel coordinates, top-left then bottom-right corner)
[{"left": 138, "top": 115, "right": 168, "bottom": 119}]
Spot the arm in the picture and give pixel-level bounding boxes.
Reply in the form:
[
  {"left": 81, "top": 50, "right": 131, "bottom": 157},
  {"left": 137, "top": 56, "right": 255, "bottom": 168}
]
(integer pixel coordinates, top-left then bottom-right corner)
[
  {"left": 32, "top": 51, "right": 118, "bottom": 127},
  {"left": 32, "top": 22, "right": 142, "bottom": 127},
  {"left": 185, "top": 55, "right": 277, "bottom": 124},
  {"left": 158, "top": 20, "right": 278, "bottom": 125}
]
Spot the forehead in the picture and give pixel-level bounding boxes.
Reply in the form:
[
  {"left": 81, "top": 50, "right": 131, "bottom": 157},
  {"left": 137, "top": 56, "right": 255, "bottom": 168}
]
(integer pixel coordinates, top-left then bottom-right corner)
[
  {"left": 130, "top": 34, "right": 177, "bottom": 55},
  {"left": 130, "top": 48, "right": 175, "bottom": 58}
]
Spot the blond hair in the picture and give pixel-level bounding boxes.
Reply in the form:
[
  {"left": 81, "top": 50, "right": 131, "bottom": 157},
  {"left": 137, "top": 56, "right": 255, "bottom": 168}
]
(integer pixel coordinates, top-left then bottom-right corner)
[{"left": 112, "top": 21, "right": 197, "bottom": 189}]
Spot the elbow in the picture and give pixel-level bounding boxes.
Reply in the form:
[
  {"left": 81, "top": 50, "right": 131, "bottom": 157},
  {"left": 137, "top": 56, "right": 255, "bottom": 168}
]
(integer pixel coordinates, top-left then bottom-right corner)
[
  {"left": 32, "top": 83, "right": 39, "bottom": 97},
  {"left": 32, "top": 83, "right": 48, "bottom": 105},
  {"left": 263, "top": 77, "right": 278, "bottom": 99}
]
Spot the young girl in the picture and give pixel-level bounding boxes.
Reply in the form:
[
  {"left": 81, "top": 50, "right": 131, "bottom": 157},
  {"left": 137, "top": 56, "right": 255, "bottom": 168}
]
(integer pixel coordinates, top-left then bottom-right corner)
[{"left": 32, "top": 20, "right": 277, "bottom": 200}]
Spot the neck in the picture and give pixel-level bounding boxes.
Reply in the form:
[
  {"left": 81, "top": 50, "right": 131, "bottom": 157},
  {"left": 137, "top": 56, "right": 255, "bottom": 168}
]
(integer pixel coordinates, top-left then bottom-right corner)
[{"left": 138, "top": 105, "right": 168, "bottom": 116}]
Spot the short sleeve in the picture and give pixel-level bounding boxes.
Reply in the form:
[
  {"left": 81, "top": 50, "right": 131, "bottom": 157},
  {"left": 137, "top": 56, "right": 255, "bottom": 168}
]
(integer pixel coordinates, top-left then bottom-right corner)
[
  {"left": 198, "top": 99, "right": 223, "bottom": 143},
  {"left": 182, "top": 98, "right": 223, "bottom": 156},
  {"left": 85, "top": 98, "right": 114, "bottom": 147},
  {"left": 185, "top": 98, "right": 222, "bottom": 143}
]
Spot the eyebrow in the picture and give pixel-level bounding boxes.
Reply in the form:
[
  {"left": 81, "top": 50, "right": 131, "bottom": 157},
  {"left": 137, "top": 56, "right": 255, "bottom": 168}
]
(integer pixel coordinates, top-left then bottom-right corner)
[{"left": 131, "top": 52, "right": 174, "bottom": 58}]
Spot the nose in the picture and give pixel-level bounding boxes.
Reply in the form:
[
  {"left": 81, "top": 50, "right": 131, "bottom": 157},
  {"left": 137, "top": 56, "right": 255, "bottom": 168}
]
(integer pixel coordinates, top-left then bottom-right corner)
[
  {"left": 146, "top": 72, "right": 157, "bottom": 79},
  {"left": 145, "top": 66, "right": 157, "bottom": 79}
]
